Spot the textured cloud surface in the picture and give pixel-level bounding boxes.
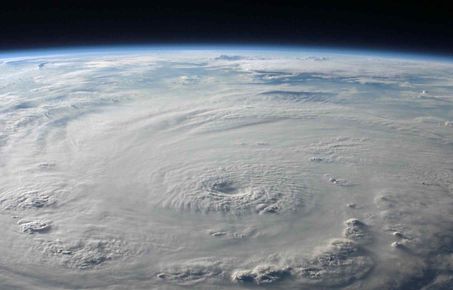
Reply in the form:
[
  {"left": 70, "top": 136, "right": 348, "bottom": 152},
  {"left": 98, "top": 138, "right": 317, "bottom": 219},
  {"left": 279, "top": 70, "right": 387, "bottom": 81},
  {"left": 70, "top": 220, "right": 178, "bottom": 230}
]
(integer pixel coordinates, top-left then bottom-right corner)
[{"left": 1, "top": 49, "right": 453, "bottom": 289}]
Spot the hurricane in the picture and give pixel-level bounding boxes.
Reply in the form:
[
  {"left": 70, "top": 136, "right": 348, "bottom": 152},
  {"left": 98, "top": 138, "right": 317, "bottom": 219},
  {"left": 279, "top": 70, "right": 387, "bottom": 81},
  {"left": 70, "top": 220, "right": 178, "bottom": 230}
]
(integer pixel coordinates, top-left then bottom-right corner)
[{"left": 1, "top": 47, "right": 453, "bottom": 289}]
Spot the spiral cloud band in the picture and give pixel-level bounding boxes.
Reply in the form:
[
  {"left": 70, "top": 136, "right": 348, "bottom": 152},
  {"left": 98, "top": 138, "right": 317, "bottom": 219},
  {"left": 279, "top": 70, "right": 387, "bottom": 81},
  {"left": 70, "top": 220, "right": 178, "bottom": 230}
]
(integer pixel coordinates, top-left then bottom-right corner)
[{"left": 0, "top": 48, "right": 453, "bottom": 289}]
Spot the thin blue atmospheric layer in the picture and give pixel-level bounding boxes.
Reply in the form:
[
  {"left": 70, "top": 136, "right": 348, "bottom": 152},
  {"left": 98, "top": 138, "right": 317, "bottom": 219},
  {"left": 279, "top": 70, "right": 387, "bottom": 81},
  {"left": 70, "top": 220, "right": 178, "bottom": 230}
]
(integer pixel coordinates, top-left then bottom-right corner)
[{"left": 0, "top": 44, "right": 452, "bottom": 63}]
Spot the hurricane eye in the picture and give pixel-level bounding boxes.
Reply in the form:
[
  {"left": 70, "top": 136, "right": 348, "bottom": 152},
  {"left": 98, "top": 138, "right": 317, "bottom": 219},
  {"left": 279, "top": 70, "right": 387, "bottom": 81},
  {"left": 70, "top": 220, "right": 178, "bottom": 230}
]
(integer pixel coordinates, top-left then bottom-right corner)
[{"left": 211, "top": 181, "right": 238, "bottom": 194}]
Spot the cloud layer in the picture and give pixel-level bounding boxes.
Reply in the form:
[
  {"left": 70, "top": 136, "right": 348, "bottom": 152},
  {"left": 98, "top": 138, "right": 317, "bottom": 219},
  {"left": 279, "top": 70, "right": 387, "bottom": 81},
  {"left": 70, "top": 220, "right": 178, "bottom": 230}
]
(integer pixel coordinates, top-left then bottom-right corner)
[{"left": 0, "top": 49, "right": 453, "bottom": 289}]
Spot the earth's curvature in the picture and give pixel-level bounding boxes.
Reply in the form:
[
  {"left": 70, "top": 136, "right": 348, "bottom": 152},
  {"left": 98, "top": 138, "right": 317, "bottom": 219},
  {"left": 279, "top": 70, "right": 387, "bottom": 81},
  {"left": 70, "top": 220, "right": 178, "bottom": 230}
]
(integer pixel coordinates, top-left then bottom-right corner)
[{"left": 1, "top": 47, "right": 453, "bottom": 289}]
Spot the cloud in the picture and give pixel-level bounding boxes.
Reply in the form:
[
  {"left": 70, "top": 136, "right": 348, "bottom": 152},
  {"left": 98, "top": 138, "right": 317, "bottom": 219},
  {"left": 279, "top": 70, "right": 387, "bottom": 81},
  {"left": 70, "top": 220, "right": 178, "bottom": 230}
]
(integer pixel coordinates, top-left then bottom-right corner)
[{"left": 0, "top": 48, "right": 453, "bottom": 289}]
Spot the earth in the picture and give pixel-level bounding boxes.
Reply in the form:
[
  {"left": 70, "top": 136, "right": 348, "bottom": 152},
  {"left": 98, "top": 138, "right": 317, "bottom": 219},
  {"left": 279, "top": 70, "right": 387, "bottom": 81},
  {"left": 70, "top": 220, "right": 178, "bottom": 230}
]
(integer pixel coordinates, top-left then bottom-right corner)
[{"left": 1, "top": 47, "right": 453, "bottom": 289}]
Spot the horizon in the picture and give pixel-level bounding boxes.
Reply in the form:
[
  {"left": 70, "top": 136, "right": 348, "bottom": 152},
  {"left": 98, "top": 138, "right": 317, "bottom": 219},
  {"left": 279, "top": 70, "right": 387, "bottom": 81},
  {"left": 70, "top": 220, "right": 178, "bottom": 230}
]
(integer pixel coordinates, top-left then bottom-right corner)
[{"left": 1, "top": 44, "right": 452, "bottom": 63}]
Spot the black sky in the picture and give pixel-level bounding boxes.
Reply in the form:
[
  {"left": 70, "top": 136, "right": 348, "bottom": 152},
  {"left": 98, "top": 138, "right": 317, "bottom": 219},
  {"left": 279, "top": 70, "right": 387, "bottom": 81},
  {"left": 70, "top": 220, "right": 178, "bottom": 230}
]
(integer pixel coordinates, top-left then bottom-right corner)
[{"left": 1, "top": 1, "right": 452, "bottom": 55}]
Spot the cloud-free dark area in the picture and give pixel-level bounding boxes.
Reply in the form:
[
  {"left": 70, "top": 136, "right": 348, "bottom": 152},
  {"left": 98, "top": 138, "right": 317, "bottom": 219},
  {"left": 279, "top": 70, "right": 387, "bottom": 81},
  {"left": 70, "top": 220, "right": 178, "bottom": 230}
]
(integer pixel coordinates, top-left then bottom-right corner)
[{"left": 1, "top": 1, "right": 452, "bottom": 55}]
